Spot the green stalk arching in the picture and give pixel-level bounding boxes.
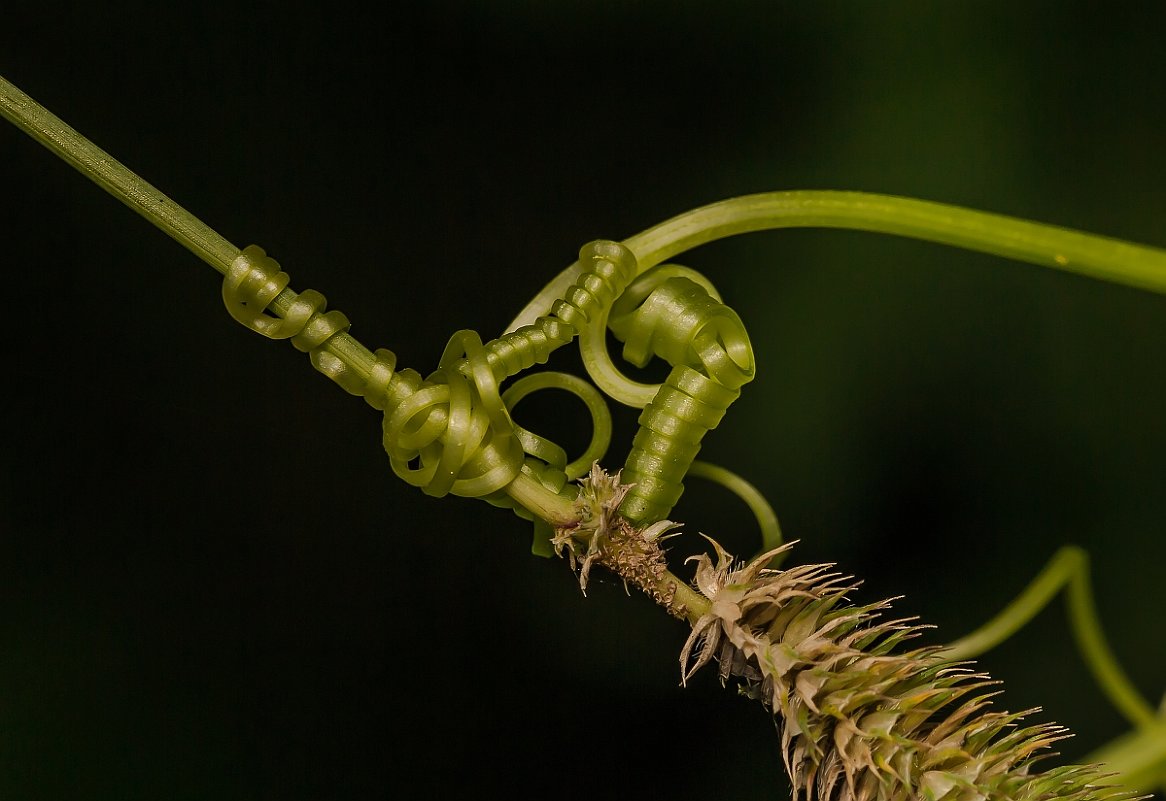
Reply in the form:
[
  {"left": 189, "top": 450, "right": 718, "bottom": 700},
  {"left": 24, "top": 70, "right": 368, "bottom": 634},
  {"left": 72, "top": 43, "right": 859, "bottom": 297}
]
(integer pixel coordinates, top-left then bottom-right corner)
[
  {"left": 627, "top": 191, "right": 1166, "bottom": 292},
  {"left": 942, "top": 546, "right": 1158, "bottom": 730},
  {"left": 507, "top": 191, "right": 1166, "bottom": 332}
]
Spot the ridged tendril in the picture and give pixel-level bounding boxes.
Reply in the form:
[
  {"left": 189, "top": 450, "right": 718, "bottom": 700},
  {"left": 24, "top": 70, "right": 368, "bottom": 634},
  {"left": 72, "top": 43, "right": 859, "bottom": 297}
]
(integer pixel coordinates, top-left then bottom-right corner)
[
  {"left": 222, "top": 239, "right": 771, "bottom": 553},
  {"left": 482, "top": 239, "right": 640, "bottom": 377},
  {"left": 221, "top": 244, "right": 630, "bottom": 551},
  {"left": 571, "top": 245, "right": 758, "bottom": 525},
  {"left": 224, "top": 245, "right": 365, "bottom": 395},
  {"left": 225, "top": 247, "right": 523, "bottom": 496}
]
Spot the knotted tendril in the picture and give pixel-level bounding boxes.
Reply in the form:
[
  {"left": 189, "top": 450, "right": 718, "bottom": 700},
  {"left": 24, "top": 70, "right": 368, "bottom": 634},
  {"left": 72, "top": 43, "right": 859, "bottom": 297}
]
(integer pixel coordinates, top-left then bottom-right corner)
[
  {"left": 223, "top": 244, "right": 364, "bottom": 393},
  {"left": 222, "top": 244, "right": 614, "bottom": 552},
  {"left": 222, "top": 239, "right": 780, "bottom": 559}
]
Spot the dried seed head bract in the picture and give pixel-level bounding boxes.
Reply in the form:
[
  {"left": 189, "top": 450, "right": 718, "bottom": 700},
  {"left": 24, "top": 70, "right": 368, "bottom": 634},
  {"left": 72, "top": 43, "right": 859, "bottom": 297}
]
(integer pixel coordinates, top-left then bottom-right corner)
[
  {"left": 558, "top": 467, "right": 1137, "bottom": 801},
  {"left": 552, "top": 464, "right": 685, "bottom": 616}
]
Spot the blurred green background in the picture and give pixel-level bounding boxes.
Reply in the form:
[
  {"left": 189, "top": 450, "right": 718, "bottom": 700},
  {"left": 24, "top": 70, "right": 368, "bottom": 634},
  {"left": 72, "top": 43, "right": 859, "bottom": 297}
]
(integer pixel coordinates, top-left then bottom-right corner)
[{"left": 2, "top": 3, "right": 1164, "bottom": 799}]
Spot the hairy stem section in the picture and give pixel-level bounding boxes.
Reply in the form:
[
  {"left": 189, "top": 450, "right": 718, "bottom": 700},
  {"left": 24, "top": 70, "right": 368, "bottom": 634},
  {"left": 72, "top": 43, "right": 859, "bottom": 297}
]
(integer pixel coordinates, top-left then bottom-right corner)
[{"left": 551, "top": 465, "right": 708, "bottom": 623}]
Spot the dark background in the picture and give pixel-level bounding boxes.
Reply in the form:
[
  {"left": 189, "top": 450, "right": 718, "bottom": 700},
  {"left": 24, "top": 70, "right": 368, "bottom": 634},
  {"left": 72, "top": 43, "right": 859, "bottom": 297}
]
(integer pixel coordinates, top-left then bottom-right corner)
[{"left": 2, "top": 3, "right": 1164, "bottom": 799}]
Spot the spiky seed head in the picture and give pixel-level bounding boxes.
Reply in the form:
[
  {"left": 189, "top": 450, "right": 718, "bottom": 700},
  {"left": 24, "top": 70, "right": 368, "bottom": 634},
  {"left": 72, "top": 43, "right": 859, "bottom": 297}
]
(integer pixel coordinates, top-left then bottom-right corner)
[{"left": 680, "top": 544, "right": 1137, "bottom": 801}]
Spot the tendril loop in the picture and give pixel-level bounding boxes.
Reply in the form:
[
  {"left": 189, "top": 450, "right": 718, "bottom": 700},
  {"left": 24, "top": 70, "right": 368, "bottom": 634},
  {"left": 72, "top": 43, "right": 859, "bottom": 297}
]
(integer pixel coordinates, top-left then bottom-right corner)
[
  {"left": 222, "top": 245, "right": 291, "bottom": 337},
  {"left": 221, "top": 238, "right": 764, "bottom": 550},
  {"left": 501, "top": 371, "right": 613, "bottom": 481},
  {"left": 565, "top": 247, "right": 757, "bottom": 525},
  {"left": 621, "top": 366, "right": 741, "bottom": 523},
  {"left": 223, "top": 245, "right": 363, "bottom": 394},
  {"left": 382, "top": 330, "right": 524, "bottom": 499},
  {"left": 483, "top": 240, "right": 640, "bottom": 380}
]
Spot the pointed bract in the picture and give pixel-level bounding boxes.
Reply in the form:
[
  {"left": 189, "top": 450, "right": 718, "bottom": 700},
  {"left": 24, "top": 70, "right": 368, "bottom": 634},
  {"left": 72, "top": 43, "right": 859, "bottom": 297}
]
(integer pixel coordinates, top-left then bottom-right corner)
[{"left": 680, "top": 545, "right": 1137, "bottom": 801}]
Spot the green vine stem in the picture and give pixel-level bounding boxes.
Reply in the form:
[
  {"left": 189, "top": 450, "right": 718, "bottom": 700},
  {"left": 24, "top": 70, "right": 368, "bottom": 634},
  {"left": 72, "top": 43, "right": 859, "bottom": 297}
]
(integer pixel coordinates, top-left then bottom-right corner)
[
  {"left": 8, "top": 70, "right": 1166, "bottom": 530},
  {"left": 6, "top": 71, "right": 1166, "bottom": 408},
  {"left": 0, "top": 75, "right": 235, "bottom": 274},
  {"left": 5, "top": 71, "right": 1166, "bottom": 799},
  {"left": 941, "top": 546, "right": 1157, "bottom": 729},
  {"left": 938, "top": 547, "right": 1166, "bottom": 794},
  {"left": 507, "top": 191, "right": 1166, "bottom": 336},
  {"left": 0, "top": 74, "right": 381, "bottom": 386}
]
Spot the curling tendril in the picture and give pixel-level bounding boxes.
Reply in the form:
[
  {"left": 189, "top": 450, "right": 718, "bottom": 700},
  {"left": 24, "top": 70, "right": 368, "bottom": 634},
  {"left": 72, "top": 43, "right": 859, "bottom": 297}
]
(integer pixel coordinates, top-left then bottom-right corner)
[{"left": 221, "top": 239, "right": 777, "bottom": 557}]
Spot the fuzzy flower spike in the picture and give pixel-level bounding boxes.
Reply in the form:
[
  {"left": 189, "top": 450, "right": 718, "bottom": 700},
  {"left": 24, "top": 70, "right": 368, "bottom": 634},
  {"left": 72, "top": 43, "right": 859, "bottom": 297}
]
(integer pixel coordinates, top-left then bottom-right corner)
[{"left": 680, "top": 543, "right": 1136, "bottom": 801}]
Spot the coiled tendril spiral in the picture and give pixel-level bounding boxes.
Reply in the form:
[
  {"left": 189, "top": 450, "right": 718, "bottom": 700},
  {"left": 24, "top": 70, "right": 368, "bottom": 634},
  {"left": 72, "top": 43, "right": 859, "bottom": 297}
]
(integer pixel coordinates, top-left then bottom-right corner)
[
  {"left": 222, "top": 243, "right": 622, "bottom": 550},
  {"left": 599, "top": 259, "right": 756, "bottom": 523},
  {"left": 222, "top": 239, "right": 771, "bottom": 554}
]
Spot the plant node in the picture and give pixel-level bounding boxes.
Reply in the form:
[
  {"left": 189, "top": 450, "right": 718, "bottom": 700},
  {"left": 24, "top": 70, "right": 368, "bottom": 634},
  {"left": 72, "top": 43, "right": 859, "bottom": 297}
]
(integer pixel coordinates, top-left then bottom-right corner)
[{"left": 553, "top": 465, "right": 689, "bottom": 619}]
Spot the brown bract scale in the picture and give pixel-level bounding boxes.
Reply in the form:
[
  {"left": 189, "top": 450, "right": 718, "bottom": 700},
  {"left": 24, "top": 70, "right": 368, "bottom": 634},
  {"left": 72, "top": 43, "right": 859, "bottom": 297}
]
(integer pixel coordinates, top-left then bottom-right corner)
[
  {"left": 552, "top": 465, "right": 686, "bottom": 618},
  {"left": 680, "top": 542, "right": 1138, "bottom": 801},
  {"left": 554, "top": 467, "right": 1137, "bottom": 801},
  {"left": 552, "top": 466, "right": 1138, "bottom": 801}
]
